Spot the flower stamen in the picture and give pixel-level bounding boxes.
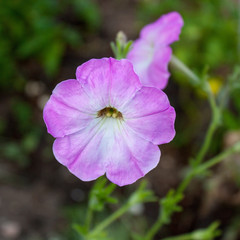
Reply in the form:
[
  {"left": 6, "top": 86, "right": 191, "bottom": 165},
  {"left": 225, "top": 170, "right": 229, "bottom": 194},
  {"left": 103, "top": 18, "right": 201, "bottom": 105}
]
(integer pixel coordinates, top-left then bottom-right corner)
[{"left": 97, "top": 107, "right": 123, "bottom": 119}]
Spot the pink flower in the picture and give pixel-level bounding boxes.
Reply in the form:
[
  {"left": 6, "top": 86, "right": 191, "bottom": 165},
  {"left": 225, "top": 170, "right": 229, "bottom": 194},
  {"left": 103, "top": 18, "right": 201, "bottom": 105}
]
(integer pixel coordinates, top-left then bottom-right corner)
[
  {"left": 43, "top": 58, "right": 175, "bottom": 186},
  {"left": 127, "top": 12, "right": 184, "bottom": 90}
]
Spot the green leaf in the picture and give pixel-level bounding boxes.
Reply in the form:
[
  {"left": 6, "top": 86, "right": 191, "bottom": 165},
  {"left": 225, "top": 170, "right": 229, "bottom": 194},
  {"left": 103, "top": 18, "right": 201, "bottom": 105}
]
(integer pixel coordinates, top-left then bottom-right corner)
[
  {"left": 223, "top": 110, "right": 240, "bottom": 130},
  {"left": 73, "top": 0, "right": 101, "bottom": 30},
  {"left": 41, "top": 41, "right": 64, "bottom": 76},
  {"left": 163, "top": 222, "right": 221, "bottom": 240},
  {"left": 128, "top": 180, "right": 156, "bottom": 206},
  {"left": 159, "top": 190, "right": 183, "bottom": 225},
  {"left": 89, "top": 177, "right": 117, "bottom": 212},
  {"left": 73, "top": 223, "right": 88, "bottom": 236}
]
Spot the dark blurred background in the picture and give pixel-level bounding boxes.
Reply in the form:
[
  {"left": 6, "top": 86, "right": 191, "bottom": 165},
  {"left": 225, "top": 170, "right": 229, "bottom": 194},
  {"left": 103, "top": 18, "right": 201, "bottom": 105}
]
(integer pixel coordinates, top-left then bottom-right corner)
[{"left": 0, "top": 0, "right": 240, "bottom": 239}]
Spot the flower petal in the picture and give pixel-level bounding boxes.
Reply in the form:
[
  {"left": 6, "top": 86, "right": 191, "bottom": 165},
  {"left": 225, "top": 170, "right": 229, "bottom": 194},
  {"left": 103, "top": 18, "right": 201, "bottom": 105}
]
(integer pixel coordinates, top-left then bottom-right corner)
[
  {"left": 127, "top": 39, "right": 154, "bottom": 82},
  {"left": 53, "top": 117, "right": 160, "bottom": 186},
  {"left": 53, "top": 118, "right": 107, "bottom": 181},
  {"left": 127, "top": 12, "right": 183, "bottom": 89},
  {"left": 108, "top": 58, "right": 142, "bottom": 109},
  {"left": 123, "top": 87, "right": 175, "bottom": 145},
  {"left": 106, "top": 124, "right": 161, "bottom": 186},
  {"left": 140, "top": 12, "right": 184, "bottom": 46},
  {"left": 128, "top": 45, "right": 172, "bottom": 89},
  {"left": 126, "top": 107, "right": 176, "bottom": 145},
  {"left": 146, "top": 46, "right": 172, "bottom": 89},
  {"left": 123, "top": 87, "right": 170, "bottom": 118},
  {"left": 76, "top": 58, "right": 141, "bottom": 110},
  {"left": 43, "top": 79, "right": 95, "bottom": 138},
  {"left": 76, "top": 58, "right": 111, "bottom": 109}
]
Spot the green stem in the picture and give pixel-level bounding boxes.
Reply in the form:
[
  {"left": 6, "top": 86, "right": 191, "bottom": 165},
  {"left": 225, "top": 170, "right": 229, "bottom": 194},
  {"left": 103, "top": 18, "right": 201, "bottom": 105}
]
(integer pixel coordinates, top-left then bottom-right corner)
[
  {"left": 183, "top": 141, "right": 240, "bottom": 187},
  {"left": 171, "top": 56, "right": 220, "bottom": 165},
  {"left": 89, "top": 202, "right": 131, "bottom": 237},
  {"left": 144, "top": 141, "right": 240, "bottom": 240},
  {"left": 145, "top": 173, "right": 192, "bottom": 240},
  {"left": 144, "top": 56, "right": 232, "bottom": 240},
  {"left": 145, "top": 220, "right": 164, "bottom": 240},
  {"left": 179, "top": 142, "right": 240, "bottom": 195},
  {"left": 170, "top": 55, "right": 201, "bottom": 86},
  {"left": 85, "top": 207, "right": 93, "bottom": 231},
  {"left": 194, "top": 104, "right": 220, "bottom": 165},
  {"left": 176, "top": 171, "right": 194, "bottom": 194},
  {"left": 161, "top": 234, "right": 193, "bottom": 240},
  {"left": 196, "top": 141, "right": 240, "bottom": 174}
]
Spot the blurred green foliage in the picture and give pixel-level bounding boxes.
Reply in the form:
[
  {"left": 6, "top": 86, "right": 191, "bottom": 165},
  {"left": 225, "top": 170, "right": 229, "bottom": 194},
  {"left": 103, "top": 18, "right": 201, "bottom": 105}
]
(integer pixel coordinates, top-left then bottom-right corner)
[
  {"left": 0, "top": 0, "right": 100, "bottom": 89},
  {"left": 0, "top": 0, "right": 101, "bottom": 168},
  {"left": 137, "top": 0, "right": 238, "bottom": 71},
  {"left": 138, "top": 0, "right": 239, "bottom": 153},
  {"left": 163, "top": 222, "right": 221, "bottom": 240},
  {"left": 61, "top": 179, "right": 156, "bottom": 240},
  {"left": 0, "top": 1, "right": 240, "bottom": 239},
  {"left": 88, "top": 177, "right": 118, "bottom": 212},
  {"left": 222, "top": 67, "right": 240, "bottom": 130}
]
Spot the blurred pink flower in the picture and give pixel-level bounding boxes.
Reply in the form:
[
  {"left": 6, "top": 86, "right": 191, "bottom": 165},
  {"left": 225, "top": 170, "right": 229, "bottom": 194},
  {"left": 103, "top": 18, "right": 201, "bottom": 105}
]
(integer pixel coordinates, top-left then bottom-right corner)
[
  {"left": 43, "top": 58, "right": 175, "bottom": 186},
  {"left": 127, "top": 12, "right": 183, "bottom": 90}
]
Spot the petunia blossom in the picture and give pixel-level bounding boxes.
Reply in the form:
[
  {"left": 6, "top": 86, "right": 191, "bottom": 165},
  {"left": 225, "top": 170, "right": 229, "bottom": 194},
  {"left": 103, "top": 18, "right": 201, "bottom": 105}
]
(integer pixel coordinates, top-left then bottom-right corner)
[
  {"left": 127, "top": 12, "right": 184, "bottom": 90},
  {"left": 43, "top": 58, "right": 176, "bottom": 186}
]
